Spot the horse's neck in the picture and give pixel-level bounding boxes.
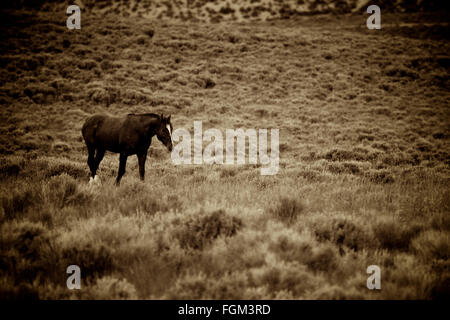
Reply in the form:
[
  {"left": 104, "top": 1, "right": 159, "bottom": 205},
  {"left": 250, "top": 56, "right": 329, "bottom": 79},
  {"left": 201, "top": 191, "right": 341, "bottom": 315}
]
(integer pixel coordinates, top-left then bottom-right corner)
[{"left": 140, "top": 115, "right": 160, "bottom": 135}]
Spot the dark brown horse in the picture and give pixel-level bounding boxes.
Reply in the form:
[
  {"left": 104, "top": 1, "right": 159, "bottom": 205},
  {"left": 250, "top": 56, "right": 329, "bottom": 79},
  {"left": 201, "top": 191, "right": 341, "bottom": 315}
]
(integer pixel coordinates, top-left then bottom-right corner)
[{"left": 82, "top": 113, "right": 173, "bottom": 185}]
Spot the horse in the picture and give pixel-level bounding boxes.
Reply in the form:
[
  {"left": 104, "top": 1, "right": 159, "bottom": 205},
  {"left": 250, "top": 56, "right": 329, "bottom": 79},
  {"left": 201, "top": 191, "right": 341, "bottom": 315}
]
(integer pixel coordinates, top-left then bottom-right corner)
[{"left": 81, "top": 113, "right": 173, "bottom": 185}]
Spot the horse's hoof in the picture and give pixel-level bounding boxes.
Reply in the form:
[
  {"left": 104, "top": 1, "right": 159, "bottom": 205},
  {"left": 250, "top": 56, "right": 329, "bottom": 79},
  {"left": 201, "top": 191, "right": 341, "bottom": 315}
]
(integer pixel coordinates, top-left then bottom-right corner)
[{"left": 89, "top": 175, "right": 101, "bottom": 186}]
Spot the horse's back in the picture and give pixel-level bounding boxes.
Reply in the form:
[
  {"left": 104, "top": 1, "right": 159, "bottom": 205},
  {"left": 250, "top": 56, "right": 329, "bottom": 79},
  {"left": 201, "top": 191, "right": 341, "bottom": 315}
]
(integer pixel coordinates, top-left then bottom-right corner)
[{"left": 83, "top": 114, "right": 130, "bottom": 152}]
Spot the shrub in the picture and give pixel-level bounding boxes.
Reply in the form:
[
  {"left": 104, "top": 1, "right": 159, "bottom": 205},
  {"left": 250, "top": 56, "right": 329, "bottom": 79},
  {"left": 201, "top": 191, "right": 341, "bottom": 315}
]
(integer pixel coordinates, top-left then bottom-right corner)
[
  {"left": 295, "top": 169, "right": 324, "bottom": 183},
  {"left": 176, "top": 210, "right": 242, "bottom": 250},
  {"left": 311, "top": 284, "right": 365, "bottom": 299},
  {"left": 305, "top": 246, "right": 338, "bottom": 272},
  {"left": 0, "top": 158, "right": 23, "bottom": 178},
  {"left": 270, "top": 197, "right": 304, "bottom": 225},
  {"left": 43, "top": 174, "right": 91, "bottom": 209},
  {"left": 78, "top": 276, "right": 138, "bottom": 299},
  {"left": 143, "top": 28, "right": 154, "bottom": 38},
  {"left": 220, "top": 167, "right": 238, "bottom": 178},
  {"left": 270, "top": 233, "right": 313, "bottom": 264},
  {"left": 88, "top": 87, "right": 109, "bottom": 105},
  {"left": 270, "top": 234, "right": 338, "bottom": 273},
  {"left": 100, "top": 60, "right": 114, "bottom": 71},
  {"left": 373, "top": 220, "right": 422, "bottom": 251},
  {"left": 328, "top": 162, "right": 361, "bottom": 175},
  {"left": 0, "top": 221, "right": 58, "bottom": 285},
  {"left": 323, "top": 149, "right": 359, "bottom": 161},
  {"left": 62, "top": 39, "right": 71, "bottom": 48},
  {"left": 364, "top": 169, "right": 395, "bottom": 184},
  {"left": 119, "top": 196, "right": 162, "bottom": 216},
  {"left": 314, "top": 218, "right": 372, "bottom": 251},
  {"left": 323, "top": 148, "right": 380, "bottom": 162},
  {"left": 78, "top": 59, "right": 98, "bottom": 70},
  {"left": 385, "top": 66, "right": 418, "bottom": 79},
  {"left": 23, "top": 83, "right": 56, "bottom": 103},
  {"left": 193, "top": 75, "right": 216, "bottom": 89},
  {"left": 260, "top": 262, "right": 325, "bottom": 298},
  {"left": 0, "top": 279, "right": 39, "bottom": 300},
  {"left": 430, "top": 276, "right": 450, "bottom": 300},
  {"left": 136, "top": 36, "right": 147, "bottom": 45},
  {"left": 411, "top": 230, "right": 450, "bottom": 261},
  {"left": 121, "top": 88, "right": 149, "bottom": 105},
  {"left": 60, "top": 243, "right": 114, "bottom": 281},
  {"left": 164, "top": 272, "right": 250, "bottom": 299},
  {"left": 430, "top": 214, "right": 450, "bottom": 232},
  {"left": 36, "top": 159, "right": 86, "bottom": 179},
  {"left": 0, "top": 184, "right": 41, "bottom": 220}
]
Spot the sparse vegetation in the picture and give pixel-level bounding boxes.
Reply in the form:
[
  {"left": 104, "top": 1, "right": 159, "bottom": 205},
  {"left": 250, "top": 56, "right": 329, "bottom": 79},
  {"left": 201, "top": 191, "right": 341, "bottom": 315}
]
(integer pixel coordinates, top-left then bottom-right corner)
[
  {"left": 0, "top": 1, "right": 449, "bottom": 299},
  {"left": 270, "top": 197, "right": 304, "bottom": 224}
]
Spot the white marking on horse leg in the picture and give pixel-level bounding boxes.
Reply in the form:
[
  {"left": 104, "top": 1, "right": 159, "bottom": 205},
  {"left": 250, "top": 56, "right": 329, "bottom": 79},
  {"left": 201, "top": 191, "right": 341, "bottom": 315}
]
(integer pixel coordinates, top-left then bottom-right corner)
[
  {"left": 89, "top": 177, "right": 94, "bottom": 185},
  {"left": 94, "top": 175, "right": 99, "bottom": 182}
]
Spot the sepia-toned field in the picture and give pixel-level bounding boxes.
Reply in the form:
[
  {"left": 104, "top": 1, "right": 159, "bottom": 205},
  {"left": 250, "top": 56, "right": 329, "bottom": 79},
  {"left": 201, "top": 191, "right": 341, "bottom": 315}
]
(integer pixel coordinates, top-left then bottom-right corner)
[{"left": 0, "top": 1, "right": 449, "bottom": 299}]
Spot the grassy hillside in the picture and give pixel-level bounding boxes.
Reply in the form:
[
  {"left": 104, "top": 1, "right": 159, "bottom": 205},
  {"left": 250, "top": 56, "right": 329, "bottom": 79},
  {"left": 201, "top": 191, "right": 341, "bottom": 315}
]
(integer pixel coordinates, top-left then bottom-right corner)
[{"left": 0, "top": 4, "right": 449, "bottom": 299}]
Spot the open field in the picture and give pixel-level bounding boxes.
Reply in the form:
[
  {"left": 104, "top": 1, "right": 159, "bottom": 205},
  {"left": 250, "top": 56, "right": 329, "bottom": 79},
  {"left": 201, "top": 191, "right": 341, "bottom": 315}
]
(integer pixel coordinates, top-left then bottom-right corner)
[{"left": 0, "top": 2, "right": 449, "bottom": 299}]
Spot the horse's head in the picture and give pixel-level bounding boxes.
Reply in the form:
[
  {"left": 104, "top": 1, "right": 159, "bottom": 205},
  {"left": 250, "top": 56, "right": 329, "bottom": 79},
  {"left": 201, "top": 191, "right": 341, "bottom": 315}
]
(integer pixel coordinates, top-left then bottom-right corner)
[{"left": 156, "top": 114, "right": 173, "bottom": 152}]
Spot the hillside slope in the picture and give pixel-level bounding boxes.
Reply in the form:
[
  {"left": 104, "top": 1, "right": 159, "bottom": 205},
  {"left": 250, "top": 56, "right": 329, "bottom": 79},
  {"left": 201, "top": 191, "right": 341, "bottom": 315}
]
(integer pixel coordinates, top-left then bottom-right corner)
[{"left": 0, "top": 5, "right": 449, "bottom": 299}]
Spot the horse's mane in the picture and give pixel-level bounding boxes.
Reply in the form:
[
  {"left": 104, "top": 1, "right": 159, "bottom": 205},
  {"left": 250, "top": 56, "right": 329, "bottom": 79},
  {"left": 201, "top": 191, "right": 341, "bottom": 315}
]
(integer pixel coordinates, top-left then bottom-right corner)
[{"left": 127, "top": 113, "right": 160, "bottom": 118}]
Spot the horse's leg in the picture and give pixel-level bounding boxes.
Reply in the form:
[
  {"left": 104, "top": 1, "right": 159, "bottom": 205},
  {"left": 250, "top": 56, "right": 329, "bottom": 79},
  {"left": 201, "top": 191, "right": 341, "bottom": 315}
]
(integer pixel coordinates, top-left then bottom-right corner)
[
  {"left": 137, "top": 152, "right": 147, "bottom": 181},
  {"left": 93, "top": 148, "right": 105, "bottom": 180},
  {"left": 87, "top": 145, "right": 96, "bottom": 179},
  {"left": 116, "top": 153, "right": 128, "bottom": 185}
]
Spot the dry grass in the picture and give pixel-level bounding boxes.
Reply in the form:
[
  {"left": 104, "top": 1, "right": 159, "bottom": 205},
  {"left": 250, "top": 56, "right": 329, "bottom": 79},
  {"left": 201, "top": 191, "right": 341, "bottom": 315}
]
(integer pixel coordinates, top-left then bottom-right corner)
[{"left": 0, "top": 2, "right": 449, "bottom": 299}]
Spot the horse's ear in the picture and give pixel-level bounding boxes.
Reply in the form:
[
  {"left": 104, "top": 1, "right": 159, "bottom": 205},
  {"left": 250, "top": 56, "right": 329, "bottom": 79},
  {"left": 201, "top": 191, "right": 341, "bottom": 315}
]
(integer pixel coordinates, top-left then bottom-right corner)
[
  {"left": 167, "top": 115, "right": 171, "bottom": 122},
  {"left": 160, "top": 113, "right": 164, "bottom": 121}
]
